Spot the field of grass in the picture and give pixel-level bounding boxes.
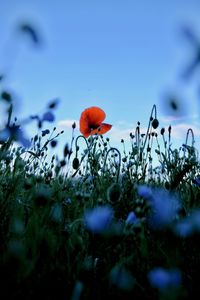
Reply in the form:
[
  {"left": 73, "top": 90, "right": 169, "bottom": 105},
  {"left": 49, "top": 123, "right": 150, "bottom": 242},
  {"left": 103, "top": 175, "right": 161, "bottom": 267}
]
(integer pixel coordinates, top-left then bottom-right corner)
[
  {"left": 1, "top": 20, "right": 200, "bottom": 300},
  {"left": 1, "top": 97, "right": 200, "bottom": 300}
]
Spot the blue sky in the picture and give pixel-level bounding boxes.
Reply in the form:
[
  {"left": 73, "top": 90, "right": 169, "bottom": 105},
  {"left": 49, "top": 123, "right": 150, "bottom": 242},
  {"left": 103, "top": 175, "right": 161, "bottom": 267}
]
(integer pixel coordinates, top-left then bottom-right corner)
[{"left": 1, "top": 0, "right": 200, "bottom": 155}]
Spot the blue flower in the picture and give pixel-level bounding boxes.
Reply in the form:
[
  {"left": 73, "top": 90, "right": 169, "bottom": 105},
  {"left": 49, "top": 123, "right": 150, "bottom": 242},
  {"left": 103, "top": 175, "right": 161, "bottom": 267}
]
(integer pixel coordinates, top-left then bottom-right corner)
[
  {"left": 137, "top": 185, "right": 153, "bottom": 199},
  {"left": 174, "top": 218, "right": 193, "bottom": 237},
  {"left": 42, "top": 111, "right": 55, "bottom": 122},
  {"left": 0, "top": 128, "right": 10, "bottom": 142},
  {"left": 148, "top": 267, "right": 181, "bottom": 290},
  {"left": 0, "top": 125, "right": 31, "bottom": 148},
  {"left": 42, "top": 129, "right": 50, "bottom": 136},
  {"left": 125, "top": 211, "right": 138, "bottom": 225},
  {"left": 174, "top": 209, "right": 200, "bottom": 237},
  {"left": 150, "top": 189, "right": 180, "bottom": 228},
  {"left": 84, "top": 206, "right": 113, "bottom": 234},
  {"left": 137, "top": 186, "right": 180, "bottom": 229}
]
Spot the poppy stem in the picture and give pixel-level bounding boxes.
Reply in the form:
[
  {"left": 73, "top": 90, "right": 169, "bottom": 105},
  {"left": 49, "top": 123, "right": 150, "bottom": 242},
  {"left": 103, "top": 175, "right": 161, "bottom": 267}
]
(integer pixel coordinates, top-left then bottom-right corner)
[
  {"left": 75, "top": 135, "right": 89, "bottom": 152},
  {"left": 74, "top": 135, "right": 96, "bottom": 182},
  {"left": 140, "top": 104, "right": 157, "bottom": 161},
  {"left": 103, "top": 147, "right": 121, "bottom": 182},
  {"left": 183, "top": 128, "right": 195, "bottom": 160}
]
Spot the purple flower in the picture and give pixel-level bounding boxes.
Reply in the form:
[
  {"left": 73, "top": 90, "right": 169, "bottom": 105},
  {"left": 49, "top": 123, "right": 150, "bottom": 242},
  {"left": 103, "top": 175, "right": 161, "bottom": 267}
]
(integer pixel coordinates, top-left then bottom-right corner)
[
  {"left": 84, "top": 206, "right": 113, "bottom": 234},
  {"left": 148, "top": 267, "right": 181, "bottom": 290}
]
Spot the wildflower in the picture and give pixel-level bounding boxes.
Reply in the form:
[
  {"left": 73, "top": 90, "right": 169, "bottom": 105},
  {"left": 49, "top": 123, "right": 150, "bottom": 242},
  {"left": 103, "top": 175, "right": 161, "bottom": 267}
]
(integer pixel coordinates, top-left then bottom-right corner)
[
  {"left": 150, "top": 190, "right": 180, "bottom": 228},
  {"left": 125, "top": 211, "right": 138, "bottom": 225},
  {"left": 174, "top": 218, "right": 194, "bottom": 238},
  {"left": 137, "top": 185, "right": 153, "bottom": 199},
  {"left": 84, "top": 205, "right": 113, "bottom": 234},
  {"left": 79, "top": 106, "right": 112, "bottom": 138},
  {"left": 0, "top": 124, "right": 30, "bottom": 148},
  {"left": 42, "top": 111, "right": 55, "bottom": 122},
  {"left": 41, "top": 129, "right": 50, "bottom": 136},
  {"left": 174, "top": 209, "right": 200, "bottom": 237},
  {"left": 148, "top": 267, "right": 181, "bottom": 291},
  {"left": 137, "top": 185, "right": 180, "bottom": 229}
]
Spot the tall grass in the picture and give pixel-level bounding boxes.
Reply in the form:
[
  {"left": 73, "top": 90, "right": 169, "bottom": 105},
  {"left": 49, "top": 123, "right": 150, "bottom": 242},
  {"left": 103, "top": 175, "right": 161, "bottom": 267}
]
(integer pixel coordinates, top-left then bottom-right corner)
[
  {"left": 1, "top": 99, "right": 200, "bottom": 300},
  {"left": 1, "top": 22, "right": 200, "bottom": 300}
]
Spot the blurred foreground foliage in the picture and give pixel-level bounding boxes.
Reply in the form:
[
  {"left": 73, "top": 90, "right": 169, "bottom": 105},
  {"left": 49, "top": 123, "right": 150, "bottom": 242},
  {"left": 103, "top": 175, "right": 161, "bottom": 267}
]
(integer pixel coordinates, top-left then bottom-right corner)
[{"left": 1, "top": 101, "right": 200, "bottom": 300}]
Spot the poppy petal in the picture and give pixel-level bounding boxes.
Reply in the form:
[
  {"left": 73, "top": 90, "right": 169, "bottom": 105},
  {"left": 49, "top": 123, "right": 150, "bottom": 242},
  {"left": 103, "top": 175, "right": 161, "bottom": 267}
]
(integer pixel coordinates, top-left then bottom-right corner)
[
  {"left": 80, "top": 111, "right": 91, "bottom": 137},
  {"left": 79, "top": 106, "right": 111, "bottom": 137},
  {"left": 80, "top": 106, "right": 106, "bottom": 136},
  {"left": 90, "top": 123, "right": 112, "bottom": 136},
  {"left": 81, "top": 107, "right": 105, "bottom": 127},
  {"left": 81, "top": 130, "right": 92, "bottom": 138}
]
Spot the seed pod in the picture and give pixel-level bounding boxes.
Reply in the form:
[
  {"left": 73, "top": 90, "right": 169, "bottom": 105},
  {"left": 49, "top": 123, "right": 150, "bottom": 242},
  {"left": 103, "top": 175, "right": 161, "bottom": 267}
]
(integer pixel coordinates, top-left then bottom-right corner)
[
  {"left": 152, "top": 118, "right": 159, "bottom": 129},
  {"left": 63, "top": 143, "right": 69, "bottom": 157},
  {"left": 72, "top": 157, "right": 79, "bottom": 169},
  {"left": 107, "top": 183, "right": 121, "bottom": 203},
  {"left": 160, "top": 128, "right": 165, "bottom": 135}
]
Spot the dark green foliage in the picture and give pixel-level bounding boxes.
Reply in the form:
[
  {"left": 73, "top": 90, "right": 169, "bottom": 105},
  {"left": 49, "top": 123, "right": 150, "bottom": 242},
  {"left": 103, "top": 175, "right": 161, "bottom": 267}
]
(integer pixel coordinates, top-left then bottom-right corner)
[{"left": 1, "top": 109, "right": 200, "bottom": 300}]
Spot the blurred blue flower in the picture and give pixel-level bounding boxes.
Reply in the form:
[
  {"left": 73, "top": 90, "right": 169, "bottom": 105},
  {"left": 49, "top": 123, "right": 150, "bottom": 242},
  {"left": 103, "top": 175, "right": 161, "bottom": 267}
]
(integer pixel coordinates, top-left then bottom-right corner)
[
  {"left": 0, "top": 128, "right": 10, "bottom": 142},
  {"left": 174, "top": 209, "right": 200, "bottom": 237},
  {"left": 84, "top": 206, "right": 113, "bottom": 234},
  {"left": 137, "top": 185, "right": 153, "bottom": 199},
  {"left": 137, "top": 186, "right": 180, "bottom": 229},
  {"left": 148, "top": 267, "right": 181, "bottom": 290},
  {"left": 174, "top": 218, "right": 193, "bottom": 238},
  {"left": 125, "top": 211, "right": 138, "bottom": 225},
  {"left": 0, "top": 125, "right": 31, "bottom": 148},
  {"left": 42, "top": 111, "right": 55, "bottom": 122},
  {"left": 42, "top": 129, "right": 50, "bottom": 136},
  {"left": 150, "top": 189, "right": 180, "bottom": 228}
]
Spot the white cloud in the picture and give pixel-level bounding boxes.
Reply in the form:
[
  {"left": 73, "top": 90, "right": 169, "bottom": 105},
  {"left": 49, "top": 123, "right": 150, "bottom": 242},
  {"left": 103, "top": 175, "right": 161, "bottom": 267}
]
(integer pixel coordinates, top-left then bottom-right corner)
[
  {"left": 57, "top": 119, "right": 78, "bottom": 130},
  {"left": 160, "top": 113, "right": 199, "bottom": 124},
  {"left": 168, "top": 123, "right": 200, "bottom": 140},
  {"left": 56, "top": 118, "right": 200, "bottom": 149},
  {"left": 107, "top": 122, "right": 149, "bottom": 143}
]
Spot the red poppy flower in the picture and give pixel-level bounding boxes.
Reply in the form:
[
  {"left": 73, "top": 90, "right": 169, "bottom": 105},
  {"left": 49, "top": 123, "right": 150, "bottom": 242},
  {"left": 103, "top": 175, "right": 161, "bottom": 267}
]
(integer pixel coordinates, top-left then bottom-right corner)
[{"left": 79, "top": 106, "right": 112, "bottom": 138}]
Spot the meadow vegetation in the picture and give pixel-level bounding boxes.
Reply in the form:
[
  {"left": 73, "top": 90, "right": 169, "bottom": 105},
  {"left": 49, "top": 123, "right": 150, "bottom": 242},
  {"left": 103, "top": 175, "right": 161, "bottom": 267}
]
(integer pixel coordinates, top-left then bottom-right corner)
[{"left": 1, "top": 23, "right": 200, "bottom": 300}]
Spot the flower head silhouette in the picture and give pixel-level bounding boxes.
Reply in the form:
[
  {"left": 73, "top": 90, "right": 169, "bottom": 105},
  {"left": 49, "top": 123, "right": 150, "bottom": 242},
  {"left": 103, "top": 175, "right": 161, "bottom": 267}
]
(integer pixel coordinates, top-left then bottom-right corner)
[{"left": 79, "top": 106, "right": 112, "bottom": 138}]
